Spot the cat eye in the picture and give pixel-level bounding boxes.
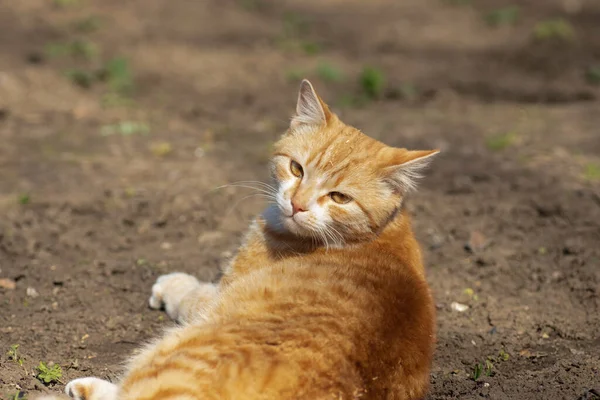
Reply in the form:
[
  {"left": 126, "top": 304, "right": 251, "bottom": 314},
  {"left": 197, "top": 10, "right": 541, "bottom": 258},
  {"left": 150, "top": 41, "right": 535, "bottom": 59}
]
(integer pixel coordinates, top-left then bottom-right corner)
[
  {"left": 290, "top": 160, "right": 303, "bottom": 178},
  {"left": 329, "top": 191, "right": 352, "bottom": 204}
]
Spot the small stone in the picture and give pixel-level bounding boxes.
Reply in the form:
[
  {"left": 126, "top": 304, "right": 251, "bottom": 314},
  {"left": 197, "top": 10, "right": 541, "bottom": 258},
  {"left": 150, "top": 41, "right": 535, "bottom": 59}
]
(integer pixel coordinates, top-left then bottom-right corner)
[
  {"left": 26, "top": 287, "right": 39, "bottom": 298},
  {"left": 160, "top": 242, "right": 172, "bottom": 250},
  {"left": 483, "top": 382, "right": 490, "bottom": 388},
  {"left": 52, "top": 302, "right": 58, "bottom": 310},
  {"left": 541, "top": 332, "right": 550, "bottom": 339},
  {"left": 551, "top": 271, "right": 563, "bottom": 281},
  {"left": 563, "top": 238, "right": 582, "bottom": 255},
  {"left": 428, "top": 233, "right": 445, "bottom": 250},
  {"left": 465, "top": 231, "right": 489, "bottom": 253},
  {"left": 0, "top": 278, "right": 16, "bottom": 289},
  {"left": 519, "top": 349, "right": 533, "bottom": 358},
  {"left": 451, "top": 302, "right": 469, "bottom": 312}
]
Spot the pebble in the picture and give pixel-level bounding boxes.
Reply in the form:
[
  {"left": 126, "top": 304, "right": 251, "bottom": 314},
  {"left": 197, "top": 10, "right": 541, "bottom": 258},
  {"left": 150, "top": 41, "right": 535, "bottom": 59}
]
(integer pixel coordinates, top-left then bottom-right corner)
[
  {"left": 26, "top": 287, "right": 39, "bottom": 298},
  {"left": 465, "top": 230, "right": 489, "bottom": 253},
  {"left": 451, "top": 302, "right": 469, "bottom": 312}
]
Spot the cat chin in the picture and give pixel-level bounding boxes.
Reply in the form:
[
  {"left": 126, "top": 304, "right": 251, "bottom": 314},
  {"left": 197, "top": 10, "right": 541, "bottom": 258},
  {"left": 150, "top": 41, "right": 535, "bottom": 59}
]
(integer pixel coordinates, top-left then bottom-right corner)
[{"left": 282, "top": 216, "right": 311, "bottom": 236}]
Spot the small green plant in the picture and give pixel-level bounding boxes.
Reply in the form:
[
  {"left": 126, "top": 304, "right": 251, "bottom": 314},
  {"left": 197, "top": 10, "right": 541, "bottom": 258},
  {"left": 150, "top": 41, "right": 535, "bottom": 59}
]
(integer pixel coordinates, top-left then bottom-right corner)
[
  {"left": 17, "top": 194, "right": 30, "bottom": 205},
  {"left": 282, "top": 12, "right": 310, "bottom": 37},
  {"left": 74, "top": 16, "right": 102, "bottom": 33},
  {"left": 471, "top": 359, "right": 494, "bottom": 381},
  {"left": 150, "top": 141, "right": 173, "bottom": 157},
  {"left": 584, "top": 163, "right": 600, "bottom": 181},
  {"left": 101, "top": 93, "right": 135, "bottom": 108},
  {"left": 585, "top": 66, "right": 600, "bottom": 85},
  {"left": 36, "top": 361, "right": 63, "bottom": 385},
  {"left": 64, "top": 69, "right": 94, "bottom": 89},
  {"left": 276, "top": 12, "right": 321, "bottom": 55},
  {"left": 498, "top": 349, "right": 510, "bottom": 361},
  {"left": 486, "top": 131, "right": 517, "bottom": 151},
  {"left": 336, "top": 94, "right": 369, "bottom": 109},
  {"left": 238, "top": 0, "right": 263, "bottom": 11},
  {"left": 101, "top": 121, "right": 150, "bottom": 136},
  {"left": 485, "top": 359, "right": 494, "bottom": 376},
  {"left": 533, "top": 18, "right": 575, "bottom": 41},
  {"left": 316, "top": 62, "right": 344, "bottom": 83},
  {"left": 7, "top": 344, "right": 24, "bottom": 366},
  {"left": 10, "top": 392, "right": 26, "bottom": 400},
  {"left": 300, "top": 41, "right": 321, "bottom": 56},
  {"left": 359, "top": 67, "right": 386, "bottom": 99},
  {"left": 285, "top": 68, "right": 305, "bottom": 82},
  {"left": 444, "top": 0, "right": 473, "bottom": 5},
  {"left": 485, "top": 6, "right": 520, "bottom": 27},
  {"left": 45, "top": 40, "right": 98, "bottom": 60},
  {"left": 54, "top": 0, "right": 81, "bottom": 7},
  {"left": 472, "top": 362, "right": 483, "bottom": 381},
  {"left": 99, "top": 57, "right": 134, "bottom": 95}
]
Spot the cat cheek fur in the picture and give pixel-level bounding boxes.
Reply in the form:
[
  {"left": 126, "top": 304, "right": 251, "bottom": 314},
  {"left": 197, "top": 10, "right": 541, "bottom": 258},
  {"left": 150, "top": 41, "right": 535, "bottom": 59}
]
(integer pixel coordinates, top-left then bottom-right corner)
[{"left": 277, "top": 178, "right": 296, "bottom": 217}]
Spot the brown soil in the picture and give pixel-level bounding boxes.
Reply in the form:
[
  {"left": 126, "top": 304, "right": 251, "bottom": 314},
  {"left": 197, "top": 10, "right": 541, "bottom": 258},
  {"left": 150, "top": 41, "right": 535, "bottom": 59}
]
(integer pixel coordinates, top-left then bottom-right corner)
[{"left": 1, "top": 0, "right": 599, "bottom": 399}]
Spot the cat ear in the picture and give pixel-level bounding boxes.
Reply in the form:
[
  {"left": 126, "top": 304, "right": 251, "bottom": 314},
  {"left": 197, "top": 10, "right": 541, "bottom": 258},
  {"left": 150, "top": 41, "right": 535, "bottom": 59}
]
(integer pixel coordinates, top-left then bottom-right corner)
[
  {"left": 383, "top": 149, "right": 439, "bottom": 193},
  {"left": 290, "top": 79, "right": 332, "bottom": 130}
]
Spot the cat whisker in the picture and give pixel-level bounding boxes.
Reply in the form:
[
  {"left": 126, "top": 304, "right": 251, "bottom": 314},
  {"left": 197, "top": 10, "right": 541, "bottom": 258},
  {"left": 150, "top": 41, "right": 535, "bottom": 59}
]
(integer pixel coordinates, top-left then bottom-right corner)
[
  {"left": 211, "top": 183, "right": 278, "bottom": 198},
  {"left": 223, "top": 193, "right": 277, "bottom": 219},
  {"left": 327, "top": 225, "right": 345, "bottom": 246}
]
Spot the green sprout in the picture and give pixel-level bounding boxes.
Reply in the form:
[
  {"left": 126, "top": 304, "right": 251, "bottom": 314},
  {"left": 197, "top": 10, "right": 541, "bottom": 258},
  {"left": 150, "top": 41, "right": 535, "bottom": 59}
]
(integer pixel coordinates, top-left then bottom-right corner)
[
  {"left": 36, "top": 361, "right": 63, "bottom": 385},
  {"left": 485, "top": 6, "right": 520, "bottom": 27},
  {"left": 533, "top": 18, "right": 575, "bottom": 41},
  {"left": 316, "top": 62, "right": 344, "bottom": 83},
  {"left": 7, "top": 344, "right": 24, "bottom": 366}
]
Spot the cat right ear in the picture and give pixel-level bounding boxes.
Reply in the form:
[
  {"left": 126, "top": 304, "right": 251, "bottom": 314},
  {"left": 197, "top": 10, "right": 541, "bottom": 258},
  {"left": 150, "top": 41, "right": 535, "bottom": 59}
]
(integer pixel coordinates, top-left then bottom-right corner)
[
  {"left": 290, "top": 79, "right": 332, "bottom": 130},
  {"left": 383, "top": 149, "right": 439, "bottom": 193}
]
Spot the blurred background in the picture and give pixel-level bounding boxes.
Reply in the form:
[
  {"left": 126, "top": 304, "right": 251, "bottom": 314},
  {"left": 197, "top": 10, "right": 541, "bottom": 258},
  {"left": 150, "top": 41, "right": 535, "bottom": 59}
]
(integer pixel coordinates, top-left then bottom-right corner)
[{"left": 0, "top": 0, "right": 599, "bottom": 399}]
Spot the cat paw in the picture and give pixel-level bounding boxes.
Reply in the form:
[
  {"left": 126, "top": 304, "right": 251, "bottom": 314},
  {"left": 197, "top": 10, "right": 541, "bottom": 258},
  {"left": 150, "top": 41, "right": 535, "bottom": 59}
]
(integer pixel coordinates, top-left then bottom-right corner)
[
  {"left": 149, "top": 272, "right": 201, "bottom": 320},
  {"left": 65, "top": 377, "right": 117, "bottom": 400}
]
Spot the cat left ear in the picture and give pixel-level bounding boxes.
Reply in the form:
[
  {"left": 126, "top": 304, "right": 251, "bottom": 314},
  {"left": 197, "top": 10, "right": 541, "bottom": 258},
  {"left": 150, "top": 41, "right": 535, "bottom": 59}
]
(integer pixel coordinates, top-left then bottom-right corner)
[
  {"left": 383, "top": 149, "right": 439, "bottom": 193},
  {"left": 290, "top": 79, "right": 333, "bottom": 130}
]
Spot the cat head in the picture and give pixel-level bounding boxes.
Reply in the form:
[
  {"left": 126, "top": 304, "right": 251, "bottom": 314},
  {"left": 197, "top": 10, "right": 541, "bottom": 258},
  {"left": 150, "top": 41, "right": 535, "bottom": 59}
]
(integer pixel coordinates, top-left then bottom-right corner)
[{"left": 265, "top": 79, "right": 438, "bottom": 245}]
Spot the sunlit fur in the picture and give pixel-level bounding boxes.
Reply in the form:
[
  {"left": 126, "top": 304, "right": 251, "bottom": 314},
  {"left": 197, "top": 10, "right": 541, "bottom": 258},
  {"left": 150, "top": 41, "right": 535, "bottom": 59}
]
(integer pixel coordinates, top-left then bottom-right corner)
[{"left": 36, "top": 80, "right": 438, "bottom": 400}]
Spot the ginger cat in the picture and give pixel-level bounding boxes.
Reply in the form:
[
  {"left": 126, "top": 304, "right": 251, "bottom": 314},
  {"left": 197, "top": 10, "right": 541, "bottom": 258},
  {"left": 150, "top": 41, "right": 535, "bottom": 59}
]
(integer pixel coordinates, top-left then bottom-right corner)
[{"left": 38, "top": 80, "right": 438, "bottom": 400}]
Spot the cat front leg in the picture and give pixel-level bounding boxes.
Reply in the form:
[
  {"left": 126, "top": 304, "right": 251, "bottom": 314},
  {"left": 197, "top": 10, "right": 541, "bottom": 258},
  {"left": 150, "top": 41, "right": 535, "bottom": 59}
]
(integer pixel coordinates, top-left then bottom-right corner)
[
  {"left": 34, "top": 378, "right": 118, "bottom": 400},
  {"left": 149, "top": 272, "right": 218, "bottom": 324}
]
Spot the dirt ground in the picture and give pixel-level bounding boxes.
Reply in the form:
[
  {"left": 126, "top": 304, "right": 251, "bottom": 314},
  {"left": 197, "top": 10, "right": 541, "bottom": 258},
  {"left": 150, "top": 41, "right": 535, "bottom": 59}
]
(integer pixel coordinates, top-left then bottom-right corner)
[{"left": 1, "top": 0, "right": 599, "bottom": 399}]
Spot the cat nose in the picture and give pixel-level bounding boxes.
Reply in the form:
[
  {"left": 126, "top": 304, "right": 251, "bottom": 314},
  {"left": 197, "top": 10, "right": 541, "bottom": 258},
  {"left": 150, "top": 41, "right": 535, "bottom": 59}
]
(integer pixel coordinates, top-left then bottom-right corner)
[{"left": 291, "top": 199, "right": 307, "bottom": 215}]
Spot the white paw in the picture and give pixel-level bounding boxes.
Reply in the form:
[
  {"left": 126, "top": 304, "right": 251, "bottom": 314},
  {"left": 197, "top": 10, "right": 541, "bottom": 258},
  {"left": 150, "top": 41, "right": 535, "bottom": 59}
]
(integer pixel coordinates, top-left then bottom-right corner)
[
  {"left": 149, "top": 272, "right": 201, "bottom": 320},
  {"left": 65, "top": 377, "right": 117, "bottom": 400}
]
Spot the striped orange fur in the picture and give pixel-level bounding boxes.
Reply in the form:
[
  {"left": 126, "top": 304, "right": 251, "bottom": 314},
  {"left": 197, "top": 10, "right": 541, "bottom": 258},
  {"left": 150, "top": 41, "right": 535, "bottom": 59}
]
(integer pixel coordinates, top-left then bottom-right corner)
[{"left": 36, "top": 80, "right": 438, "bottom": 400}]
